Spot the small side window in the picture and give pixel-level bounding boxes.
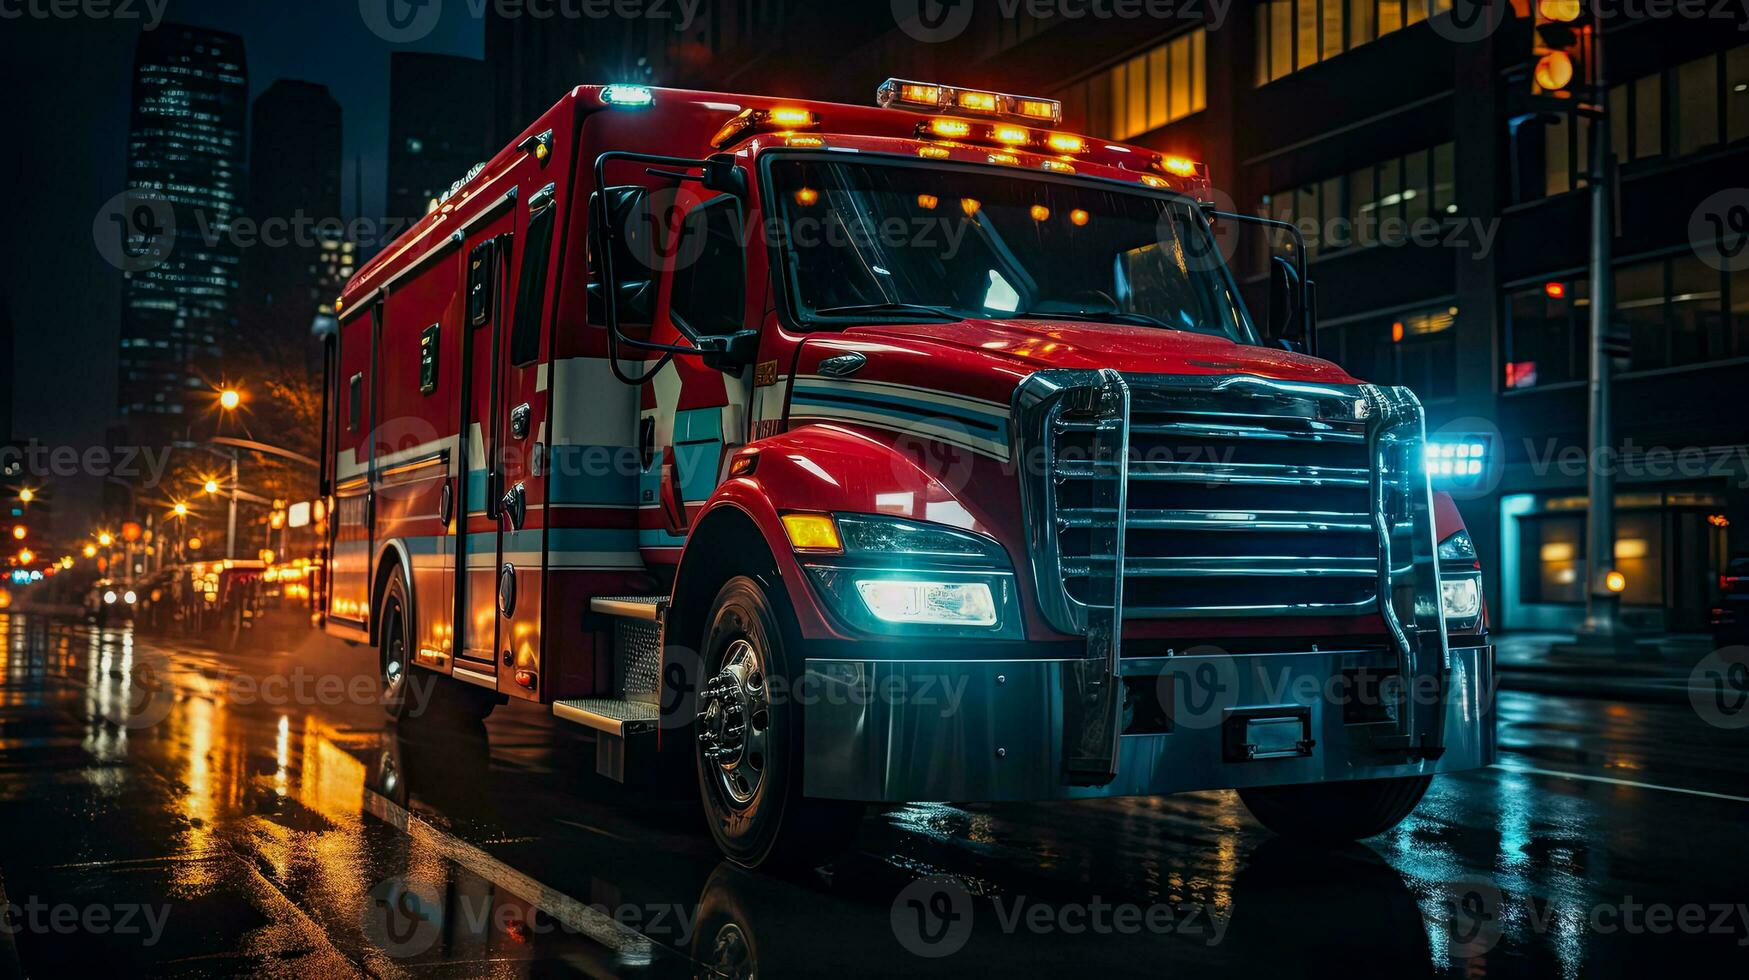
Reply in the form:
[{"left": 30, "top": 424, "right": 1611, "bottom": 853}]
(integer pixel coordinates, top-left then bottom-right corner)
[
  {"left": 468, "top": 239, "right": 498, "bottom": 328},
  {"left": 511, "top": 191, "right": 557, "bottom": 366},
  {"left": 669, "top": 196, "right": 746, "bottom": 337},
  {"left": 419, "top": 324, "right": 440, "bottom": 394},
  {"left": 347, "top": 373, "right": 363, "bottom": 431}
]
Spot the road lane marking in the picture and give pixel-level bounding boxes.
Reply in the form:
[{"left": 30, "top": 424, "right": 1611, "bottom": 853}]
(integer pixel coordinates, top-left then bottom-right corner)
[
  {"left": 1493, "top": 764, "right": 1749, "bottom": 803},
  {"left": 362, "top": 786, "right": 658, "bottom": 960}
]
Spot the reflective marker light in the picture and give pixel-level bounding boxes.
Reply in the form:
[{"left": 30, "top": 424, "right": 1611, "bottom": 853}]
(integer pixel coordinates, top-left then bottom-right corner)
[
  {"left": 781, "top": 513, "right": 843, "bottom": 553},
  {"left": 600, "top": 85, "right": 655, "bottom": 107},
  {"left": 928, "top": 118, "right": 972, "bottom": 139},
  {"left": 855, "top": 580, "right": 998, "bottom": 627},
  {"left": 1046, "top": 133, "right": 1086, "bottom": 154}
]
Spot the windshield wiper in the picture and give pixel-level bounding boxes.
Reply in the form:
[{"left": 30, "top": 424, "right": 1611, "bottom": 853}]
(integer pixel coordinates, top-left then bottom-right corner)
[
  {"left": 810, "top": 303, "right": 965, "bottom": 322},
  {"left": 1016, "top": 309, "right": 1180, "bottom": 330}
]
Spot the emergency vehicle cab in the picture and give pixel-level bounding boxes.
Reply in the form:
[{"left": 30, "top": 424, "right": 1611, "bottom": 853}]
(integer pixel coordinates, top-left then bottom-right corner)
[{"left": 320, "top": 79, "right": 1496, "bottom": 868}]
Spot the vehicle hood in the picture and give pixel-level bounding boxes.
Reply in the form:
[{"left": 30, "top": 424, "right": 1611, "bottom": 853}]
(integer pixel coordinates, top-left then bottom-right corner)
[{"left": 839, "top": 318, "right": 1358, "bottom": 385}]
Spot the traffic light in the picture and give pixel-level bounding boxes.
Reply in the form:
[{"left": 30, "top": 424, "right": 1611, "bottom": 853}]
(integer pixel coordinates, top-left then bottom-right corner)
[{"left": 1532, "top": 0, "right": 1593, "bottom": 104}]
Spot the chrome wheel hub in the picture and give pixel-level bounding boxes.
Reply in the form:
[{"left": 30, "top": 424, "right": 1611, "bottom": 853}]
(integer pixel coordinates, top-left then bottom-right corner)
[{"left": 698, "top": 638, "right": 770, "bottom": 807}]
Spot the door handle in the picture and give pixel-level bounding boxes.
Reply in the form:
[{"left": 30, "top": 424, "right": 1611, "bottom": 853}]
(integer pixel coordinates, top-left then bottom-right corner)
[
  {"left": 511, "top": 402, "right": 531, "bottom": 439},
  {"left": 501, "top": 482, "right": 526, "bottom": 530}
]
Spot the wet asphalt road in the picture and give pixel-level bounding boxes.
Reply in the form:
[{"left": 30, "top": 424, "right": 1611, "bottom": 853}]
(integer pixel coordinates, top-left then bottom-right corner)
[{"left": 0, "top": 612, "right": 1745, "bottom": 978}]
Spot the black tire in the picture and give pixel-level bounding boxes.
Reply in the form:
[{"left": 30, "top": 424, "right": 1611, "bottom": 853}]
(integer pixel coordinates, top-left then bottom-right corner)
[
  {"left": 1238, "top": 775, "right": 1433, "bottom": 843},
  {"left": 379, "top": 566, "right": 500, "bottom": 723},
  {"left": 379, "top": 568, "right": 414, "bottom": 721},
  {"left": 694, "top": 575, "right": 862, "bottom": 870}
]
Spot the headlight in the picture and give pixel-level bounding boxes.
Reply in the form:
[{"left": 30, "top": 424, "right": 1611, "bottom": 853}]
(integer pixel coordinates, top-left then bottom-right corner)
[
  {"left": 1438, "top": 529, "right": 1476, "bottom": 561},
  {"left": 855, "top": 579, "right": 997, "bottom": 626},
  {"left": 123, "top": 590, "right": 138, "bottom": 605},
  {"left": 103, "top": 590, "right": 117, "bottom": 605},
  {"left": 794, "top": 513, "right": 1021, "bottom": 637},
  {"left": 1441, "top": 574, "right": 1481, "bottom": 630}
]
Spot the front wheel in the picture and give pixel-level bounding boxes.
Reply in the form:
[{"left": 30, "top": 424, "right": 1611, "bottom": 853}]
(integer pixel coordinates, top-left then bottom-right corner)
[
  {"left": 694, "top": 575, "right": 862, "bottom": 869},
  {"left": 1238, "top": 775, "right": 1433, "bottom": 843}
]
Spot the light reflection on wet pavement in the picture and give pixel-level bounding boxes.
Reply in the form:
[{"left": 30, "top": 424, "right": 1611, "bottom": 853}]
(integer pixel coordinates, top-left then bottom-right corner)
[{"left": 0, "top": 612, "right": 1744, "bottom": 977}]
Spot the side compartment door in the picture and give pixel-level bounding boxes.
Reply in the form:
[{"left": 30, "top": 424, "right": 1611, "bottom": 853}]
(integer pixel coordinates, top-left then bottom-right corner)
[
  {"left": 456, "top": 217, "right": 517, "bottom": 671},
  {"left": 327, "top": 306, "right": 377, "bottom": 627},
  {"left": 494, "top": 181, "right": 559, "bottom": 700}
]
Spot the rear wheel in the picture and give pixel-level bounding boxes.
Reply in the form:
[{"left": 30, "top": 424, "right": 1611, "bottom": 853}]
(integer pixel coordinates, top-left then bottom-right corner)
[
  {"left": 695, "top": 575, "right": 862, "bottom": 869},
  {"left": 378, "top": 566, "right": 499, "bottom": 722},
  {"left": 1238, "top": 775, "right": 1433, "bottom": 843}
]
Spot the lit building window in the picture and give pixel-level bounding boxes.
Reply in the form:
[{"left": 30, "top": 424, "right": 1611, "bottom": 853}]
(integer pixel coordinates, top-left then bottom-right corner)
[
  {"left": 1056, "top": 29, "right": 1206, "bottom": 140},
  {"left": 1256, "top": 0, "right": 1451, "bottom": 86}
]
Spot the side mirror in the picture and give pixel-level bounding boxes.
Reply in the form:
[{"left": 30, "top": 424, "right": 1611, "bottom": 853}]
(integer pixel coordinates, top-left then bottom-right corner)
[
  {"left": 702, "top": 153, "right": 748, "bottom": 198},
  {"left": 1268, "top": 255, "right": 1300, "bottom": 345},
  {"left": 587, "top": 186, "right": 655, "bottom": 325}
]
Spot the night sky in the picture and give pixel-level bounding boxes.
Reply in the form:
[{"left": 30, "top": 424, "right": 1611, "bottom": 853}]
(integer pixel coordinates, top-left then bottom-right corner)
[{"left": 1, "top": 0, "right": 483, "bottom": 522}]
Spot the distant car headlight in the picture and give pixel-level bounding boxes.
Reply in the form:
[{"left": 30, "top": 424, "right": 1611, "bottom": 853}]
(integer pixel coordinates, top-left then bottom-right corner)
[
  {"left": 103, "top": 590, "right": 117, "bottom": 605},
  {"left": 123, "top": 590, "right": 138, "bottom": 605},
  {"left": 798, "top": 513, "right": 1020, "bottom": 637}
]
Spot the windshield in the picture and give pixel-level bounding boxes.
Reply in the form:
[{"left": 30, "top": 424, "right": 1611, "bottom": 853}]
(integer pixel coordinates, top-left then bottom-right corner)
[{"left": 767, "top": 156, "right": 1257, "bottom": 343}]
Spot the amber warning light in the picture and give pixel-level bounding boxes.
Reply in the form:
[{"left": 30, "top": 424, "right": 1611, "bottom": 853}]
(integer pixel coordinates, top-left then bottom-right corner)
[{"left": 876, "top": 78, "right": 1062, "bottom": 126}]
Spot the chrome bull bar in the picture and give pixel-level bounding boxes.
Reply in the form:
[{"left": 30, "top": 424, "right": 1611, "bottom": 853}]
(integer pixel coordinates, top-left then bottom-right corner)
[{"left": 1013, "top": 371, "right": 1449, "bottom": 785}]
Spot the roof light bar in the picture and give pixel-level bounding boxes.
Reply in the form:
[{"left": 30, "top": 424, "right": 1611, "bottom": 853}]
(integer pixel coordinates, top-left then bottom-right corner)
[{"left": 876, "top": 78, "right": 1063, "bottom": 126}]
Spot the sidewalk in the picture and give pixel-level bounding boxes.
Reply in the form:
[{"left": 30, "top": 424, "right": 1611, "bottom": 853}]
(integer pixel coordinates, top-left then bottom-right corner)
[{"left": 1492, "top": 630, "right": 1715, "bottom": 704}]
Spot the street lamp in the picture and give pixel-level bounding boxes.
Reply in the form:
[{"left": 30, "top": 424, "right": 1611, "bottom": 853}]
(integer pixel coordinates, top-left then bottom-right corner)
[
  {"left": 203, "top": 479, "right": 220, "bottom": 495},
  {"left": 173, "top": 502, "right": 189, "bottom": 518},
  {"left": 218, "top": 388, "right": 242, "bottom": 411},
  {"left": 97, "top": 532, "right": 113, "bottom": 548},
  {"left": 10, "top": 526, "right": 23, "bottom": 541},
  {"left": 17, "top": 488, "right": 32, "bottom": 504},
  {"left": 17, "top": 549, "right": 33, "bottom": 566},
  {"left": 82, "top": 544, "right": 97, "bottom": 559}
]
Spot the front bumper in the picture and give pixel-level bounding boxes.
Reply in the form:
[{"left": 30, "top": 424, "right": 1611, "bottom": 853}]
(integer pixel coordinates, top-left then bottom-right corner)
[{"left": 802, "top": 644, "right": 1495, "bottom": 802}]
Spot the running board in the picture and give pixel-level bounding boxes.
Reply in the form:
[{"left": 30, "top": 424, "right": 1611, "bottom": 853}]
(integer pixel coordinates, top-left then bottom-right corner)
[
  {"left": 553, "top": 698, "right": 660, "bottom": 736},
  {"left": 589, "top": 595, "right": 667, "bottom": 623},
  {"left": 554, "top": 698, "right": 662, "bottom": 782}
]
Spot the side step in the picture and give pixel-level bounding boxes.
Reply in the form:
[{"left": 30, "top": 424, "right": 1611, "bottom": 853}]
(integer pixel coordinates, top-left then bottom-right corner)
[
  {"left": 556, "top": 595, "right": 671, "bottom": 780},
  {"left": 553, "top": 698, "right": 659, "bottom": 736}
]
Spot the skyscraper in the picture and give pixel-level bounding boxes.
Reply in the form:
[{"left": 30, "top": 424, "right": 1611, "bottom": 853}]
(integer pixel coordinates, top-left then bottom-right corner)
[
  {"left": 387, "top": 53, "right": 490, "bottom": 224},
  {"left": 242, "top": 79, "right": 344, "bottom": 371},
  {"left": 116, "top": 24, "right": 248, "bottom": 438}
]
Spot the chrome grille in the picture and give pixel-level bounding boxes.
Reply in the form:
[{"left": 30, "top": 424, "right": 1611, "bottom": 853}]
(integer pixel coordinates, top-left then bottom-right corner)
[{"left": 1016, "top": 372, "right": 1421, "bottom": 632}]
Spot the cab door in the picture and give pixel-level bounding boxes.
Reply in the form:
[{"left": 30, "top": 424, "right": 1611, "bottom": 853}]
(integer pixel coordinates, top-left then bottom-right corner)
[
  {"left": 493, "top": 181, "right": 559, "bottom": 699},
  {"left": 639, "top": 192, "right": 755, "bottom": 564}
]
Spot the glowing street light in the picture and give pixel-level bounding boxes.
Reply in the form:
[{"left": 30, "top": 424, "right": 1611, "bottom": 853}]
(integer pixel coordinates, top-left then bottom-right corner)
[
  {"left": 17, "top": 488, "right": 32, "bottom": 504},
  {"left": 10, "top": 526, "right": 23, "bottom": 541},
  {"left": 204, "top": 479, "right": 221, "bottom": 495},
  {"left": 218, "top": 388, "right": 242, "bottom": 411},
  {"left": 17, "top": 549, "right": 33, "bottom": 565},
  {"left": 173, "top": 502, "right": 189, "bottom": 518},
  {"left": 97, "top": 532, "right": 113, "bottom": 547},
  {"left": 82, "top": 544, "right": 97, "bottom": 559}
]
